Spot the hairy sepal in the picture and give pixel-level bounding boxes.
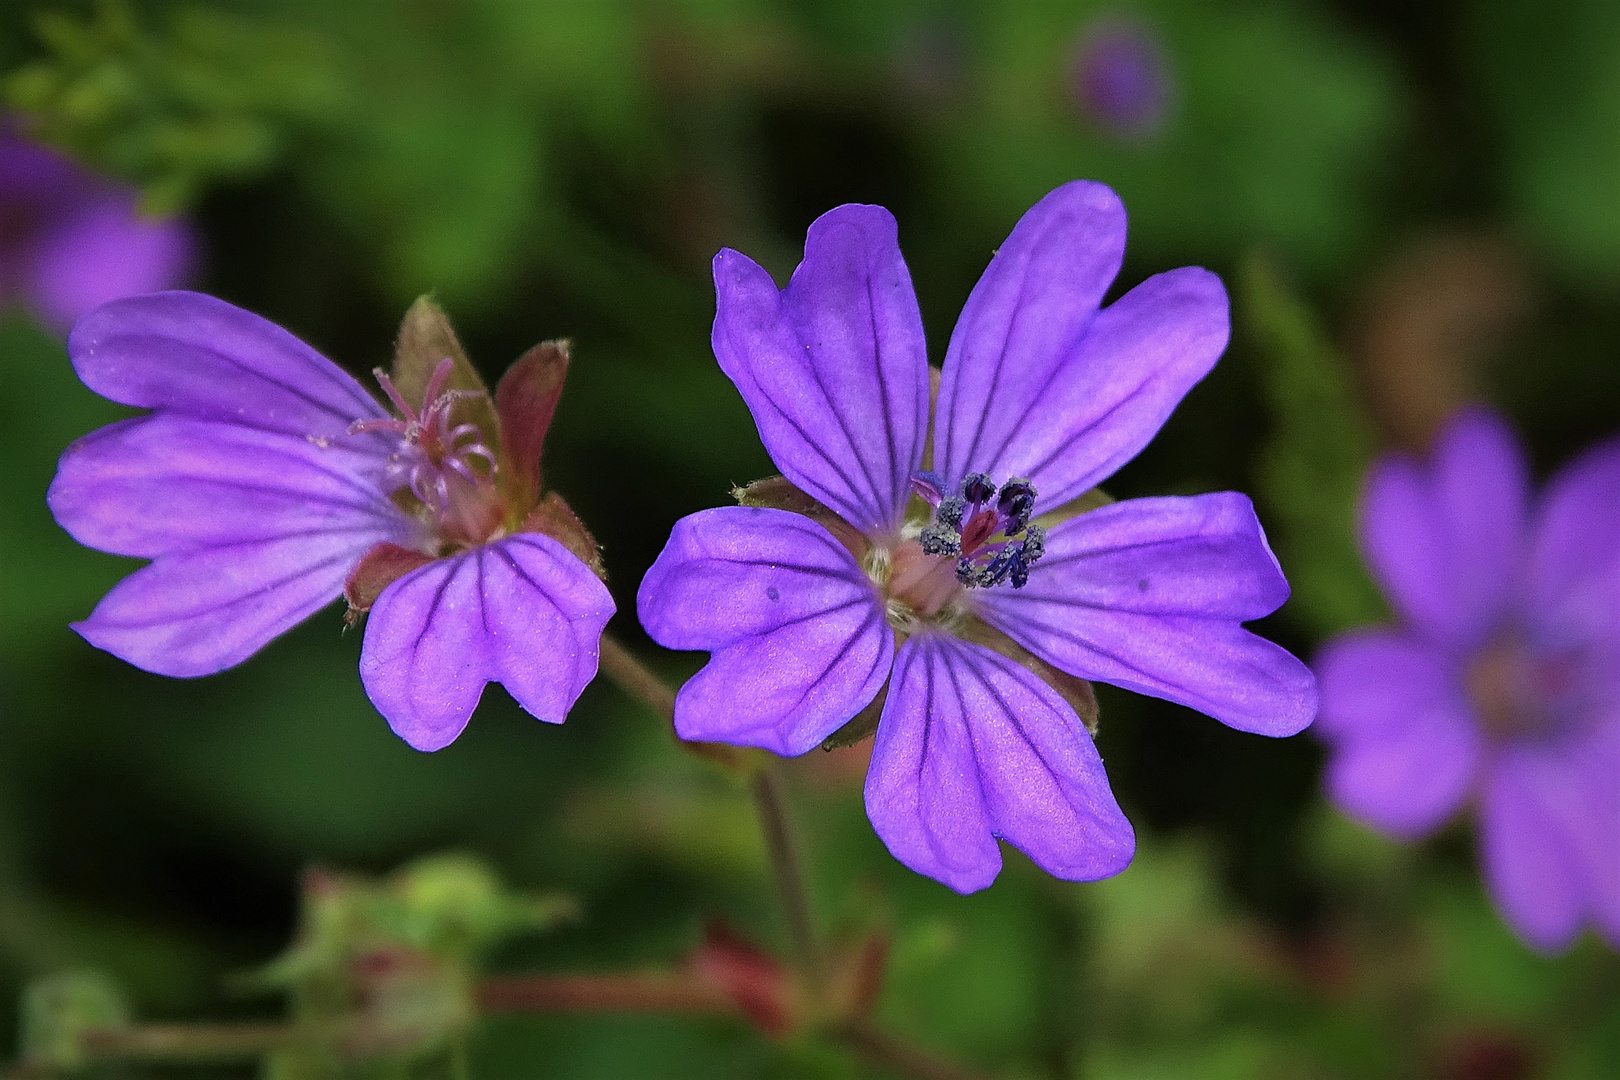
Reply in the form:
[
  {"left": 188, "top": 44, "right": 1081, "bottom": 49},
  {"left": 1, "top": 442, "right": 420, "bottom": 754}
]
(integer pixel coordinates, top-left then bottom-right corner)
[
  {"left": 495, "top": 339, "right": 569, "bottom": 517},
  {"left": 732, "top": 475, "right": 869, "bottom": 561},
  {"left": 344, "top": 541, "right": 436, "bottom": 620},
  {"left": 520, "top": 492, "right": 604, "bottom": 579},
  {"left": 392, "top": 296, "right": 501, "bottom": 451}
]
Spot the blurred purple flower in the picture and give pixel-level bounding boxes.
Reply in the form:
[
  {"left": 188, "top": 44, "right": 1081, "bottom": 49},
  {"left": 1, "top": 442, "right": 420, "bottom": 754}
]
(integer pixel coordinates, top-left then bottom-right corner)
[
  {"left": 1315, "top": 408, "right": 1620, "bottom": 952},
  {"left": 0, "top": 130, "right": 195, "bottom": 333},
  {"left": 1068, "top": 19, "right": 1171, "bottom": 138},
  {"left": 49, "top": 292, "right": 613, "bottom": 751},
  {"left": 638, "top": 181, "right": 1316, "bottom": 893}
]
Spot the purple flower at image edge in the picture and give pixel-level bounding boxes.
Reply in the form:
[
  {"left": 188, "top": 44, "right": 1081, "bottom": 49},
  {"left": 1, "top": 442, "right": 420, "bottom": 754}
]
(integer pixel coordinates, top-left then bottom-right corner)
[
  {"left": 48, "top": 292, "right": 614, "bottom": 750},
  {"left": 637, "top": 181, "right": 1317, "bottom": 893},
  {"left": 1316, "top": 408, "right": 1620, "bottom": 952},
  {"left": 0, "top": 128, "right": 195, "bottom": 333}
]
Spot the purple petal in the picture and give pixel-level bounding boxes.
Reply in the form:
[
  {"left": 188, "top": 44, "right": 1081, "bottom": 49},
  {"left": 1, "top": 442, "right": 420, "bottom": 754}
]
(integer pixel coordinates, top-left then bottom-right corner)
[
  {"left": 50, "top": 414, "right": 415, "bottom": 677},
  {"left": 979, "top": 494, "right": 1316, "bottom": 735},
  {"left": 1480, "top": 723, "right": 1620, "bottom": 952},
  {"left": 1360, "top": 407, "right": 1529, "bottom": 649},
  {"left": 636, "top": 506, "right": 891, "bottom": 756},
  {"left": 360, "top": 534, "right": 615, "bottom": 752},
  {"left": 864, "top": 633, "right": 1134, "bottom": 894},
  {"left": 71, "top": 533, "right": 379, "bottom": 677},
  {"left": 30, "top": 195, "right": 196, "bottom": 334},
  {"left": 1313, "top": 629, "right": 1481, "bottom": 839},
  {"left": 1527, "top": 434, "right": 1620, "bottom": 641},
  {"left": 711, "top": 205, "right": 929, "bottom": 537},
  {"left": 68, "top": 291, "right": 389, "bottom": 440},
  {"left": 934, "top": 181, "right": 1227, "bottom": 508},
  {"left": 49, "top": 414, "right": 412, "bottom": 558}
]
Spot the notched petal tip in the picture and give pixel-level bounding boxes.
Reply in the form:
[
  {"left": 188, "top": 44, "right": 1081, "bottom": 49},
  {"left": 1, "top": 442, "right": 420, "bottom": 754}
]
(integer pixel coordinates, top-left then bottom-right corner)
[
  {"left": 360, "top": 535, "right": 615, "bottom": 752},
  {"left": 865, "top": 635, "right": 1132, "bottom": 895}
]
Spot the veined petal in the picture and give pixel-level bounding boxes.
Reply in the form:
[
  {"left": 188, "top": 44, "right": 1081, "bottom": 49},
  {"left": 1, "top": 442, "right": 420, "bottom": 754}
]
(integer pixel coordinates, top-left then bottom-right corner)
[
  {"left": 1314, "top": 629, "right": 1481, "bottom": 839},
  {"left": 712, "top": 205, "right": 929, "bottom": 537},
  {"left": 935, "top": 181, "right": 1227, "bottom": 507},
  {"left": 636, "top": 506, "right": 891, "bottom": 756},
  {"left": 864, "top": 633, "right": 1133, "bottom": 895},
  {"left": 30, "top": 195, "right": 196, "bottom": 334},
  {"left": 72, "top": 532, "right": 383, "bottom": 677},
  {"left": 49, "top": 414, "right": 413, "bottom": 558},
  {"left": 360, "top": 534, "right": 615, "bottom": 752},
  {"left": 979, "top": 494, "right": 1316, "bottom": 736},
  {"left": 54, "top": 413, "right": 415, "bottom": 677},
  {"left": 1360, "top": 407, "right": 1529, "bottom": 650},
  {"left": 68, "top": 291, "right": 389, "bottom": 439}
]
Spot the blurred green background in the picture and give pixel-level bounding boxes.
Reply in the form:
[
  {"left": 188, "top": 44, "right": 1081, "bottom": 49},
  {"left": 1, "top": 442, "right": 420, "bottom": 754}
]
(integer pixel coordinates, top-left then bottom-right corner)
[{"left": 2, "top": 1, "right": 1619, "bottom": 1077}]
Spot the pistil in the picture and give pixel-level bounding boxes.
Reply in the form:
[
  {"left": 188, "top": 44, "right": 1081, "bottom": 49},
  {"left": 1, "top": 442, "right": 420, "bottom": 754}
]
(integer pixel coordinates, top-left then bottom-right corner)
[{"left": 351, "top": 357, "right": 505, "bottom": 550}]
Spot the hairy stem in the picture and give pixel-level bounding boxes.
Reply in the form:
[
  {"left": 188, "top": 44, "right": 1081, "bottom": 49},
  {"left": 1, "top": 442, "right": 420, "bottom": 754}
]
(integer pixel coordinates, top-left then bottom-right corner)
[
  {"left": 750, "top": 763, "right": 824, "bottom": 994},
  {"left": 596, "top": 633, "right": 745, "bottom": 770}
]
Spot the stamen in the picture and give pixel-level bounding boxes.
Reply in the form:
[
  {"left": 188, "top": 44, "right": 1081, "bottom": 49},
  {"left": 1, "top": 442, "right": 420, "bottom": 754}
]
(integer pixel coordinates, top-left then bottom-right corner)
[
  {"left": 348, "top": 363, "right": 507, "bottom": 550},
  {"left": 961, "top": 473, "right": 996, "bottom": 505},
  {"left": 372, "top": 367, "right": 418, "bottom": 421},
  {"left": 421, "top": 357, "right": 456, "bottom": 409},
  {"left": 910, "top": 472, "right": 1047, "bottom": 592}
]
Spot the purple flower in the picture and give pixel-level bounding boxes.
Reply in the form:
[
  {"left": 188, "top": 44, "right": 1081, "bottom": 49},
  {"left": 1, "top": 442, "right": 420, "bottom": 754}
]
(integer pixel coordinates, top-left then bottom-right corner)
[
  {"left": 0, "top": 128, "right": 195, "bottom": 333},
  {"left": 1067, "top": 19, "right": 1172, "bottom": 139},
  {"left": 637, "top": 181, "right": 1316, "bottom": 893},
  {"left": 48, "top": 292, "right": 614, "bottom": 751},
  {"left": 1316, "top": 408, "right": 1620, "bottom": 952}
]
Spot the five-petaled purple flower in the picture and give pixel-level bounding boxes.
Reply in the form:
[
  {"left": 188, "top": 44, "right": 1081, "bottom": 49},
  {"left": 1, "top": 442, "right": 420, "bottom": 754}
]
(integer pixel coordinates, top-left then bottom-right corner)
[
  {"left": 1315, "top": 408, "right": 1620, "bottom": 952},
  {"left": 49, "top": 292, "right": 614, "bottom": 750},
  {"left": 637, "top": 181, "right": 1317, "bottom": 893},
  {"left": 1, "top": 126, "right": 195, "bottom": 333}
]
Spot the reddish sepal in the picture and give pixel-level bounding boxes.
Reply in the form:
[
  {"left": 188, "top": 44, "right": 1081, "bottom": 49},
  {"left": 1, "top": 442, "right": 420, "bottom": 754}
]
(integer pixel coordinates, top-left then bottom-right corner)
[
  {"left": 519, "top": 491, "right": 604, "bottom": 578},
  {"left": 495, "top": 339, "right": 569, "bottom": 515},
  {"left": 345, "top": 542, "right": 435, "bottom": 614}
]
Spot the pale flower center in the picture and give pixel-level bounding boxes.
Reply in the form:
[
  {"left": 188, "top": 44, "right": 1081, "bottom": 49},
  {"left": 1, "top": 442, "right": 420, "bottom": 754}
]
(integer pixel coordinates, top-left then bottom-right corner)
[{"left": 1464, "top": 636, "right": 1581, "bottom": 743}]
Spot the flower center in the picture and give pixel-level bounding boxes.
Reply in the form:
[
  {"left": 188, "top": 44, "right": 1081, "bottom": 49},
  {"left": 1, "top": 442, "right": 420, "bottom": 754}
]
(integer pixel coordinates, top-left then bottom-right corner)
[
  {"left": 876, "top": 472, "right": 1047, "bottom": 626},
  {"left": 914, "top": 471, "right": 1046, "bottom": 589},
  {"left": 350, "top": 357, "right": 504, "bottom": 551},
  {"left": 1464, "top": 635, "right": 1582, "bottom": 743}
]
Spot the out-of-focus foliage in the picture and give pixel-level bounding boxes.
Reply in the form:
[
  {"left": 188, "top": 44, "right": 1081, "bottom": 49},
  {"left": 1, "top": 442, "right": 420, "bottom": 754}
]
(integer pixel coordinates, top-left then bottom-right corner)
[
  {"left": 1243, "top": 254, "right": 1384, "bottom": 639},
  {"left": 6, "top": 0, "right": 345, "bottom": 213},
  {"left": 1470, "top": 0, "right": 1620, "bottom": 290},
  {"left": 931, "top": 0, "right": 1404, "bottom": 274},
  {"left": 1, "top": 0, "right": 1618, "bottom": 1077}
]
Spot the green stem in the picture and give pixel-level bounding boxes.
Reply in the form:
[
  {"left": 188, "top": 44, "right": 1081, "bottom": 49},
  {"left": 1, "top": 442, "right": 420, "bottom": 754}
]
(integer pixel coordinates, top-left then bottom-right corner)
[
  {"left": 597, "top": 634, "right": 824, "bottom": 989},
  {"left": 750, "top": 763, "right": 824, "bottom": 994},
  {"left": 596, "top": 633, "right": 746, "bottom": 770}
]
